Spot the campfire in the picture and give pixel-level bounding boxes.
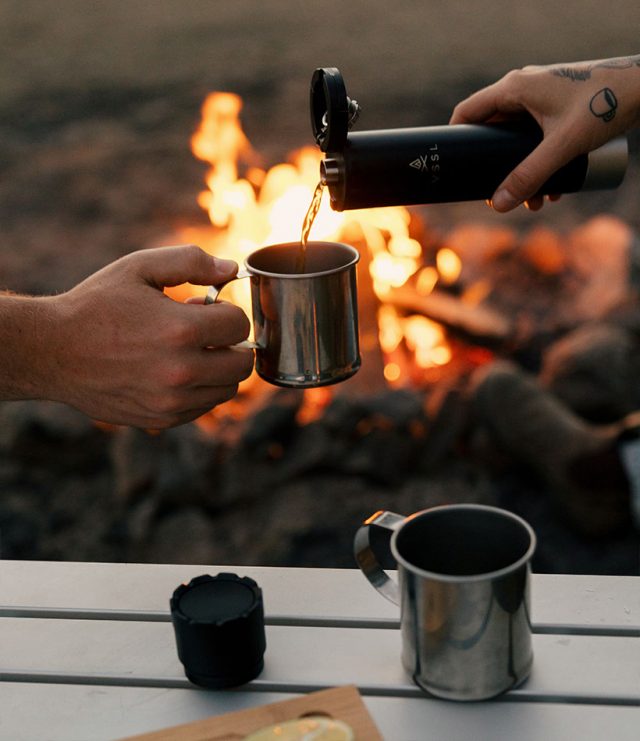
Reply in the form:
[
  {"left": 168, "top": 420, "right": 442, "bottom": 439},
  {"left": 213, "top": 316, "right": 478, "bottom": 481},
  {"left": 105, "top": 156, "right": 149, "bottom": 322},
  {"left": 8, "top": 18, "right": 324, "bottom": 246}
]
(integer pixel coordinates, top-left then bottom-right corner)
[
  {"left": 163, "top": 90, "right": 639, "bottom": 438},
  {"left": 165, "top": 92, "right": 468, "bottom": 413}
]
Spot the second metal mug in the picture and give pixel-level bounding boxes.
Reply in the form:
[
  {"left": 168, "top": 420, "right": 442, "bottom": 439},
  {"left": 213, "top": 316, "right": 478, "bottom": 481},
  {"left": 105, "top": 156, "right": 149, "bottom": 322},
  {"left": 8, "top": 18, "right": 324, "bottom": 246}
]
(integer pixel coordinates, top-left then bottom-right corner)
[
  {"left": 206, "top": 241, "right": 360, "bottom": 388},
  {"left": 354, "top": 504, "right": 536, "bottom": 701}
]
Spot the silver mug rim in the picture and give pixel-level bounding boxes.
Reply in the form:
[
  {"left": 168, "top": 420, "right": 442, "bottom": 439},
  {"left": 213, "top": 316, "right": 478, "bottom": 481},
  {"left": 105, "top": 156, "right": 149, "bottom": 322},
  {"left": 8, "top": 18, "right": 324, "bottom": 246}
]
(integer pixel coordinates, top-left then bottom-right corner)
[
  {"left": 244, "top": 240, "right": 360, "bottom": 280},
  {"left": 390, "top": 503, "right": 537, "bottom": 584}
]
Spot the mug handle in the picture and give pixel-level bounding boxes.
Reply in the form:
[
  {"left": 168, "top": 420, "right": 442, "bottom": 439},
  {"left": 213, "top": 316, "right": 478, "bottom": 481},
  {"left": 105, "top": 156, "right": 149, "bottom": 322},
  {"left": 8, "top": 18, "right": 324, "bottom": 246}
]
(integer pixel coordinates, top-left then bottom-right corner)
[
  {"left": 204, "top": 268, "right": 259, "bottom": 350},
  {"left": 204, "top": 267, "right": 251, "bottom": 305},
  {"left": 353, "top": 510, "right": 405, "bottom": 606}
]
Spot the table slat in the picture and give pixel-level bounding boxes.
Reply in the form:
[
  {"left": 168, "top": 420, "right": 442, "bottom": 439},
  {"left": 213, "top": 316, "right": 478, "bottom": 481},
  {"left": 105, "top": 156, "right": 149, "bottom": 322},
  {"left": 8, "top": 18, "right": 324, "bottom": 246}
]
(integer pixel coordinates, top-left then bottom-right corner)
[
  {"left": 1, "top": 618, "right": 639, "bottom": 703},
  {"left": 1, "top": 561, "right": 638, "bottom": 631},
  {"left": 0, "top": 682, "right": 638, "bottom": 741}
]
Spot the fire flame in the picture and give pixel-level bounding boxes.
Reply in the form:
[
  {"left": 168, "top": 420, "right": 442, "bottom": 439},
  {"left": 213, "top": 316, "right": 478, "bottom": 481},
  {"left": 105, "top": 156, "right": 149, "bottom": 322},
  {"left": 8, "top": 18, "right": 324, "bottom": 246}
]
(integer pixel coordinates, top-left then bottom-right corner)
[{"left": 174, "top": 91, "right": 458, "bottom": 392}]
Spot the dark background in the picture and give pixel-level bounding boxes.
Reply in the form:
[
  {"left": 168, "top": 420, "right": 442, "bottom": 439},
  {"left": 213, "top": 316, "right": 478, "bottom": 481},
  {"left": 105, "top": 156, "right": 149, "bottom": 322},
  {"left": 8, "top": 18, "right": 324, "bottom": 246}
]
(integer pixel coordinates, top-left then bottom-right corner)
[{"left": 2, "top": 0, "right": 640, "bottom": 295}]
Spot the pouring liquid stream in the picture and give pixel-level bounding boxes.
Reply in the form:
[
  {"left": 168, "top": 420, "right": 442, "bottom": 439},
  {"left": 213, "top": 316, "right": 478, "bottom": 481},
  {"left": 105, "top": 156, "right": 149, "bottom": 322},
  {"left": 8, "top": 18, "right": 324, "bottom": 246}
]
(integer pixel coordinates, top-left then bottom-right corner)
[{"left": 295, "top": 181, "right": 325, "bottom": 273}]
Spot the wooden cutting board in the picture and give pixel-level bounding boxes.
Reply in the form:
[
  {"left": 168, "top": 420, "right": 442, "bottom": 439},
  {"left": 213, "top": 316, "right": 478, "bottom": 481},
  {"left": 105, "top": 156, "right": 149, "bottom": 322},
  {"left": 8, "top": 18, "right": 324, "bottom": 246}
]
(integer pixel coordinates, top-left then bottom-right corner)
[{"left": 120, "top": 685, "right": 384, "bottom": 741}]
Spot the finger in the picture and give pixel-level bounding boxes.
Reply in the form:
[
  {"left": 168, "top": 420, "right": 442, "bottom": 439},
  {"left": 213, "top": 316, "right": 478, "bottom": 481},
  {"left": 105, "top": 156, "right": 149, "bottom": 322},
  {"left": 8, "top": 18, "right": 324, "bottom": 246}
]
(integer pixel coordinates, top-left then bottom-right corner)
[
  {"left": 450, "top": 88, "right": 498, "bottom": 125},
  {"left": 526, "top": 194, "right": 563, "bottom": 210},
  {"left": 173, "top": 384, "right": 241, "bottom": 412},
  {"left": 203, "top": 346, "right": 255, "bottom": 385},
  {"left": 145, "top": 398, "right": 237, "bottom": 430},
  {"left": 450, "top": 80, "right": 523, "bottom": 125},
  {"left": 184, "top": 301, "right": 251, "bottom": 347},
  {"left": 190, "top": 345, "right": 255, "bottom": 386},
  {"left": 490, "top": 135, "right": 576, "bottom": 212},
  {"left": 524, "top": 195, "right": 544, "bottom": 211},
  {"left": 134, "top": 245, "right": 238, "bottom": 289}
]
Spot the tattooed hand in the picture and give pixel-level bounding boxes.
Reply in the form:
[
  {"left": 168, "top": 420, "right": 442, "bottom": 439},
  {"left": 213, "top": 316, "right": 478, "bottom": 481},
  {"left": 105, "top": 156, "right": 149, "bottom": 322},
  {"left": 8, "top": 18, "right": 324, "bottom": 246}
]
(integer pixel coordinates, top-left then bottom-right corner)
[{"left": 450, "top": 55, "right": 640, "bottom": 212}]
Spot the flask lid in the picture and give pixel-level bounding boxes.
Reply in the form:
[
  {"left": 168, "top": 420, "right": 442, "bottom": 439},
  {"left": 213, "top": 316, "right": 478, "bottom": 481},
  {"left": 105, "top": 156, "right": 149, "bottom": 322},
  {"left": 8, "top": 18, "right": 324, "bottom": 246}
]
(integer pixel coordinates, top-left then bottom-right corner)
[
  {"left": 310, "top": 67, "right": 360, "bottom": 152},
  {"left": 170, "top": 573, "right": 266, "bottom": 689}
]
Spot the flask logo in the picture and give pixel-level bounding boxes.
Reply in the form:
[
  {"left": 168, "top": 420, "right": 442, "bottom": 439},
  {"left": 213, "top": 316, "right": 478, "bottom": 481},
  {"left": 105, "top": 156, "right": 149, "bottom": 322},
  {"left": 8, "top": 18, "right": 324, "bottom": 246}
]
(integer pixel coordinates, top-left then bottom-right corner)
[
  {"left": 409, "top": 146, "right": 440, "bottom": 183},
  {"left": 410, "top": 155, "right": 429, "bottom": 172}
]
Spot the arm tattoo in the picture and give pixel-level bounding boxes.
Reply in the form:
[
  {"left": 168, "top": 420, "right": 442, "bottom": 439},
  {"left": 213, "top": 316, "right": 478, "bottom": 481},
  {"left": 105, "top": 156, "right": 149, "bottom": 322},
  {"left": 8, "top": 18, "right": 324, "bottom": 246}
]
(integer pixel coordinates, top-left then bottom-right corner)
[
  {"left": 552, "top": 67, "right": 592, "bottom": 81},
  {"left": 594, "top": 56, "right": 640, "bottom": 70},
  {"left": 590, "top": 87, "right": 618, "bottom": 122},
  {"left": 551, "top": 55, "right": 640, "bottom": 82}
]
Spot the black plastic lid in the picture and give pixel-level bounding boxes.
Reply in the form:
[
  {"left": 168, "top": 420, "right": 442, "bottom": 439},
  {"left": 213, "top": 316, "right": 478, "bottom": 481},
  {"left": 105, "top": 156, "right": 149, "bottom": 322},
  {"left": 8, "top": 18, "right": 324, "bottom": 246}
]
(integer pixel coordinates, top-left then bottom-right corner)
[
  {"left": 310, "top": 67, "right": 350, "bottom": 152},
  {"left": 170, "top": 573, "right": 266, "bottom": 689}
]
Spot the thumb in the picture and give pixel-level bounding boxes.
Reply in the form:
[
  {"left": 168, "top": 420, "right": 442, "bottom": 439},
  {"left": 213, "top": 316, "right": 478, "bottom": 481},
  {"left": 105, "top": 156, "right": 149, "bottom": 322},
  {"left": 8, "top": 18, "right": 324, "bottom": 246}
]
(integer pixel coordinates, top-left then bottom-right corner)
[
  {"left": 135, "top": 245, "right": 238, "bottom": 289},
  {"left": 491, "top": 135, "right": 575, "bottom": 212}
]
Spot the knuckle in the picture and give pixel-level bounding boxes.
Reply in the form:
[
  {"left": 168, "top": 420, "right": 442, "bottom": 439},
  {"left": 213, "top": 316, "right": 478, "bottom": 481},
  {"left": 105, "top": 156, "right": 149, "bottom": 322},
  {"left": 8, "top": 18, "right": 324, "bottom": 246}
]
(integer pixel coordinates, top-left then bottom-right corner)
[
  {"left": 186, "top": 243, "right": 214, "bottom": 274},
  {"left": 502, "top": 67, "right": 533, "bottom": 95},
  {"left": 149, "top": 392, "right": 182, "bottom": 417},
  {"left": 507, "top": 166, "right": 535, "bottom": 199},
  {"left": 124, "top": 248, "right": 147, "bottom": 266},
  {"left": 148, "top": 415, "right": 175, "bottom": 430},
  {"left": 502, "top": 68, "right": 522, "bottom": 86},
  {"left": 164, "top": 362, "right": 195, "bottom": 389},
  {"left": 184, "top": 243, "right": 205, "bottom": 261},
  {"left": 145, "top": 381, "right": 190, "bottom": 415},
  {"left": 163, "top": 318, "right": 198, "bottom": 348}
]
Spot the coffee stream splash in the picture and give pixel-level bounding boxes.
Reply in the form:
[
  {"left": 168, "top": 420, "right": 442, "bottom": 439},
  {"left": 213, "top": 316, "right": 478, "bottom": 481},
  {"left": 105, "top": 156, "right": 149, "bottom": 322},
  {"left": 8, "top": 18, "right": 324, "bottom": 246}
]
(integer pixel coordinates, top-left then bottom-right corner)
[{"left": 295, "top": 181, "right": 325, "bottom": 273}]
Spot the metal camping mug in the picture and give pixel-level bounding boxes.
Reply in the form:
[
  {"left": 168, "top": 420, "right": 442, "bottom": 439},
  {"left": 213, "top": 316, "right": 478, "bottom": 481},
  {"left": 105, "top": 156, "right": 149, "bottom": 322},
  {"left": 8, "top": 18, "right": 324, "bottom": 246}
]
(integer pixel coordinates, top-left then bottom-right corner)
[
  {"left": 354, "top": 504, "right": 536, "bottom": 701},
  {"left": 205, "top": 241, "right": 360, "bottom": 388}
]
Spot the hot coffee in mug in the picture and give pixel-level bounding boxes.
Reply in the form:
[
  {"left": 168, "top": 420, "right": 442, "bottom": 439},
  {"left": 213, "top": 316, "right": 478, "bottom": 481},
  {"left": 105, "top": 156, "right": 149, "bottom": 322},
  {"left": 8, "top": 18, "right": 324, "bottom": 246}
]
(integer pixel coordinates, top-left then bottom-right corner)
[{"left": 206, "top": 240, "right": 360, "bottom": 389}]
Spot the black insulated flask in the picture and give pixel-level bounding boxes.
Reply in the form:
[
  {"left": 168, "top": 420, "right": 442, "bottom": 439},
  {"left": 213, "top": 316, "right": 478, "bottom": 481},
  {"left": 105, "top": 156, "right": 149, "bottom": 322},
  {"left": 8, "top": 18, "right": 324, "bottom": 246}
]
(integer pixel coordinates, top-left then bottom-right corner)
[{"left": 310, "top": 67, "right": 628, "bottom": 212}]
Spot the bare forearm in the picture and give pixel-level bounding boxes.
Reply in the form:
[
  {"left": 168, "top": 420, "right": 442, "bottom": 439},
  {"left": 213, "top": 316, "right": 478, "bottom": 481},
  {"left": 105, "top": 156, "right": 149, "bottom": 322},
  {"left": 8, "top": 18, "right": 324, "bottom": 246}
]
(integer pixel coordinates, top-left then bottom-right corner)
[
  {"left": 0, "top": 292, "right": 59, "bottom": 401},
  {"left": 0, "top": 246, "right": 254, "bottom": 428}
]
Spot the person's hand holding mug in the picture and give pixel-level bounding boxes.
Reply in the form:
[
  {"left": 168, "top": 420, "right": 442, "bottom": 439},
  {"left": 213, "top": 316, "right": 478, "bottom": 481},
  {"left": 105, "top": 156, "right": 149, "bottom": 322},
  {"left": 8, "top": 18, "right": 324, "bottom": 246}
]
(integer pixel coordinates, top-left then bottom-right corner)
[
  {"left": 1, "top": 244, "right": 254, "bottom": 429},
  {"left": 450, "top": 55, "right": 640, "bottom": 211}
]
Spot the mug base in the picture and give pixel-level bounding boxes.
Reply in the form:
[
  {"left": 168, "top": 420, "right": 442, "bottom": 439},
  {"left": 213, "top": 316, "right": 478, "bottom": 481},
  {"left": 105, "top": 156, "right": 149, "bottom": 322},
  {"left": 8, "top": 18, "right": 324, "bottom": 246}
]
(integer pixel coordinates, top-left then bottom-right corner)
[
  {"left": 413, "top": 659, "right": 533, "bottom": 702},
  {"left": 256, "top": 362, "right": 360, "bottom": 389}
]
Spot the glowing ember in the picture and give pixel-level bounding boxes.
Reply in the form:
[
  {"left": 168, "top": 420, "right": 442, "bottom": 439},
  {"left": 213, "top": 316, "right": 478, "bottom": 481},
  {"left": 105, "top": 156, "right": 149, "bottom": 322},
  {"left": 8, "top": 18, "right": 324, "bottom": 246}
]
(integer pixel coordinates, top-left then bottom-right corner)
[
  {"left": 173, "top": 90, "right": 459, "bottom": 400},
  {"left": 415, "top": 266, "right": 439, "bottom": 296},
  {"left": 436, "top": 247, "right": 462, "bottom": 285},
  {"left": 384, "top": 363, "right": 402, "bottom": 383}
]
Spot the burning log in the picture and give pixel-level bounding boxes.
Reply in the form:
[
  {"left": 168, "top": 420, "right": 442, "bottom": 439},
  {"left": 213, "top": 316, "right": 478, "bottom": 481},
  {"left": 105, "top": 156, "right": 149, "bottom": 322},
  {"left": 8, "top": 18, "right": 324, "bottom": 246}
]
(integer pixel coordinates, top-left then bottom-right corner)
[{"left": 387, "top": 284, "right": 514, "bottom": 348}]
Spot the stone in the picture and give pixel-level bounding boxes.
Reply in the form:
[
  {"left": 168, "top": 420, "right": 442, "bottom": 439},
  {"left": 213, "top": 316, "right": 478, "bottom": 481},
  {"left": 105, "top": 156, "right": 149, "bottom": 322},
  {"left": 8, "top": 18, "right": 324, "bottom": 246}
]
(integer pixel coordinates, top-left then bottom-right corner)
[{"left": 540, "top": 323, "right": 640, "bottom": 422}]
